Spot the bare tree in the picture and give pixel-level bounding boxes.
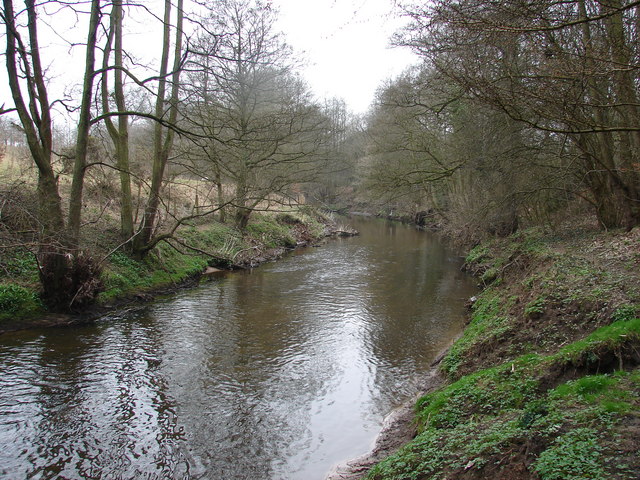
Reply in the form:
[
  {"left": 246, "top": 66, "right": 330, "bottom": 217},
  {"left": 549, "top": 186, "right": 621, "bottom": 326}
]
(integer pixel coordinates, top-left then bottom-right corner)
[
  {"left": 185, "top": 0, "right": 326, "bottom": 229},
  {"left": 308, "top": 98, "right": 356, "bottom": 206},
  {"left": 398, "top": 0, "right": 640, "bottom": 229},
  {"left": 1, "top": 0, "right": 103, "bottom": 310},
  {"left": 132, "top": 0, "right": 186, "bottom": 256},
  {"left": 361, "top": 62, "right": 580, "bottom": 238}
]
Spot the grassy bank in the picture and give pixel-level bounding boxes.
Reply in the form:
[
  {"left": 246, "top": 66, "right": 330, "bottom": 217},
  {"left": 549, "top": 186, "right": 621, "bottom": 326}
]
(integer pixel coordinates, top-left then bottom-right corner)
[
  {"left": 0, "top": 208, "right": 332, "bottom": 331},
  {"left": 367, "top": 224, "right": 640, "bottom": 480}
]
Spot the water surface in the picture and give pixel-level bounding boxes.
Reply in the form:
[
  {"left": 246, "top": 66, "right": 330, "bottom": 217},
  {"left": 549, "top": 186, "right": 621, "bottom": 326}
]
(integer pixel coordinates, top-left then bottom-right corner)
[{"left": 0, "top": 217, "right": 476, "bottom": 479}]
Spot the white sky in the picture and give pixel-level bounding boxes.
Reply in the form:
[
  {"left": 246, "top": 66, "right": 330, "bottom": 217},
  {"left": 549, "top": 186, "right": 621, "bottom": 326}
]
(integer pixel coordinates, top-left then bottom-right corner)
[
  {"left": 0, "top": 0, "right": 417, "bottom": 121},
  {"left": 273, "top": 0, "right": 417, "bottom": 114}
]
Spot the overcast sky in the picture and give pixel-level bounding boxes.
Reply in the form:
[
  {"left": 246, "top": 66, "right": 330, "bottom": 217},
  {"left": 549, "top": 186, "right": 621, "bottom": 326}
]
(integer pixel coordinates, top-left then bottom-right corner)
[
  {"left": 0, "top": 0, "right": 417, "bottom": 120},
  {"left": 273, "top": 0, "right": 417, "bottom": 114}
]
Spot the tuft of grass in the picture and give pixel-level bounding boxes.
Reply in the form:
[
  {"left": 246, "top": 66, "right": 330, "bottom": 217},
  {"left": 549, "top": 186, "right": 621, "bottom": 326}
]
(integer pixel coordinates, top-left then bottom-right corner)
[
  {"left": 480, "top": 266, "right": 499, "bottom": 284},
  {"left": 246, "top": 214, "right": 297, "bottom": 248},
  {"left": 612, "top": 304, "right": 640, "bottom": 323},
  {"left": 0, "top": 283, "right": 44, "bottom": 321},
  {"left": 441, "top": 291, "right": 513, "bottom": 376},
  {"left": 550, "top": 317, "right": 640, "bottom": 366},
  {"left": 465, "top": 244, "right": 490, "bottom": 264},
  {"left": 549, "top": 372, "right": 634, "bottom": 414},
  {"left": 525, "top": 296, "right": 546, "bottom": 317},
  {"left": 533, "top": 428, "right": 607, "bottom": 480}
]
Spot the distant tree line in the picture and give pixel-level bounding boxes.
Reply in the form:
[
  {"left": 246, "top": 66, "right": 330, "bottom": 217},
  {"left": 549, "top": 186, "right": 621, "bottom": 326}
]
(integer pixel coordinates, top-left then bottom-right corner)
[{"left": 6, "top": 0, "right": 637, "bottom": 312}]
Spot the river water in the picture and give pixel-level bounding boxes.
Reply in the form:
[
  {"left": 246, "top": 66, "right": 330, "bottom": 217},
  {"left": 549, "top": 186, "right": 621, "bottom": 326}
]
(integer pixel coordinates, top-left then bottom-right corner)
[{"left": 0, "top": 217, "right": 476, "bottom": 480}]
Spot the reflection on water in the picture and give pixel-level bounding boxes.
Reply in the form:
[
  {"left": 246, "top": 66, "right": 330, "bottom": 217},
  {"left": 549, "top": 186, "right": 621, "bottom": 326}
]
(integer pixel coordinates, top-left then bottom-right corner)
[{"left": 0, "top": 217, "right": 476, "bottom": 480}]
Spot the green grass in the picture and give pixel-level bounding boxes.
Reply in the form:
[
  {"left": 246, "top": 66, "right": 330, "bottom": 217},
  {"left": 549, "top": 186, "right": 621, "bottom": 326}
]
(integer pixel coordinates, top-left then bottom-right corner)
[
  {"left": 549, "top": 372, "right": 635, "bottom": 414},
  {"left": 0, "top": 283, "right": 44, "bottom": 322},
  {"left": 369, "top": 415, "right": 527, "bottom": 480},
  {"left": 246, "top": 214, "right": 297, "bottom": 248},
  {"left": 368, "top": 317, "right": 640, "bottom": 480},
  {"left": 441, "top": 290, "right": 513, "bottom": 376},
  {"left": 417, "top": 354, "right": 541, "bottom": 430},
  {"left": 98, "top": 223, "right": 238, "bottom": 302},
  {"left": 98, "top": 210, "right": 327, "bottom": 302}
]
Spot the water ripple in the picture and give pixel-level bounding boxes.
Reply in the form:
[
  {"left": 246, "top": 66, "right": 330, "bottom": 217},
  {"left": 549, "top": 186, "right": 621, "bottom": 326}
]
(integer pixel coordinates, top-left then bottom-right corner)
[{"left": 0, "top": 218, "right": 476, "bottom": 480}]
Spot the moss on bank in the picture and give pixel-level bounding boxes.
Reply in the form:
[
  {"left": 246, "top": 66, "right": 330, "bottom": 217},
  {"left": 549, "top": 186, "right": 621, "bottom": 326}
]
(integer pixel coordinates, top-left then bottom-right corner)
[
  {"left": 99, "top": 209, "right": 328, "bottom": 302},
  {"left": 0, "top": 209, "right": 332, "bottom": 328},
  {"left": 367, "top": 226, "right": 640, "bottom": 480}
]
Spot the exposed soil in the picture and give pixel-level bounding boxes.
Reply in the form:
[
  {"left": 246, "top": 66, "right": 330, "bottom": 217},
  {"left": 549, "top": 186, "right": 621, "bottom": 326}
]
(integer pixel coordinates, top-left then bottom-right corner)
[
  {"left": 446, "top": 446, "right": 542, "bottom": 480},
  {"left": 605, "top": 416, "right": 640, "bottom": 479}
]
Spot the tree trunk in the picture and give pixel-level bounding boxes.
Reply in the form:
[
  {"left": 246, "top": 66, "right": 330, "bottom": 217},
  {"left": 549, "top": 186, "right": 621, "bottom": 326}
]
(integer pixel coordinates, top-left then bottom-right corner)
[
  {"left": 576, "top": 0, "right": 636, "bottom": 229},
  {"left": 235, "top": 208, "right": 251, "bottom": 230},
  {"left": 101, "top": 0, "right": 134, "bottom": 242},
  {"left": 215, "top": 168, "right": 226, "bottom": 223},
  {"left": 133, "top": 0, "right": 184, "bottom": 257},
  {"left": 234, "top": 193, "right": 251, "bottom": 229},
  {"left": 234, "top": 159, "right": 251, "bottom": 229},
  {"left": 68, "top": 0, "right": 101, "bottom": 247}
]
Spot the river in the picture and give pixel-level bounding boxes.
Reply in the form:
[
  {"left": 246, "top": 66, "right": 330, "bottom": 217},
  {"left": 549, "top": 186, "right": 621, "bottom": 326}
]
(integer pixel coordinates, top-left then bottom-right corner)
[{"left": 0, "top": 217, "right": 476, "bottom": 480}]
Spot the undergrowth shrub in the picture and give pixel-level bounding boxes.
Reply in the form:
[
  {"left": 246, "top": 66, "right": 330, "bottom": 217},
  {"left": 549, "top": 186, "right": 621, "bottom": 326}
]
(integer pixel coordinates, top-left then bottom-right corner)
[
  {"left": 1, "top": 249, "right": 39, "bottom": 281},
  {"left": 533, "top": 428, "right": 606, "bottom": 480},
  {"left": 0, "top": 283, "right": 42, "bottom": 319},
  {"left": 612, "top": 304, "right": 639, "bottom": 323},
  {"left": 246, "top": 215, "right": 296, "bottom": 248}
]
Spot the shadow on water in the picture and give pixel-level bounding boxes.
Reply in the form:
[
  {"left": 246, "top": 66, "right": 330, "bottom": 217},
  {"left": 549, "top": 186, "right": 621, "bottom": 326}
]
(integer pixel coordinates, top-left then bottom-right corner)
[{"left": 0, "top": 217, "right": 476, "bottom": 480}]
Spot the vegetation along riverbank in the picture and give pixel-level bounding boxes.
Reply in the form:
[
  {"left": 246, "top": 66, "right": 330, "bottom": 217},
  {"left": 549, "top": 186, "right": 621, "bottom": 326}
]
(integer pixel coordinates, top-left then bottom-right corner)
[
  {"left": 332, "top": 221, "right": 640, "bottom": 480},
  {"left": 2, "top": 0, "right": 640, "bottom": 478},
  {"left": 0, "top": 197, "right": 341, "bottom": 334}
]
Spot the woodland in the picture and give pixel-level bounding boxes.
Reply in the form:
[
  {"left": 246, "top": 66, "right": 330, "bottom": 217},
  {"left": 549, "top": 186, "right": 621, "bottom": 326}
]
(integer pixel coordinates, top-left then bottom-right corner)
[
  {"left": 1, "top": 0, "right": 639, "bottom": 313},
  {"left": 1, "top": 1, "right": 640, "bottom": 480}
]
